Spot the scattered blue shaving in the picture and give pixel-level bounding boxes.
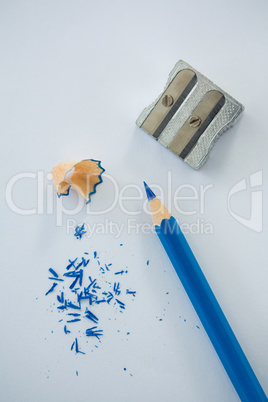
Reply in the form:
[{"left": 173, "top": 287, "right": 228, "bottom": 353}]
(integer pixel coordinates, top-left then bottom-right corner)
[
  {"left": 115, "top": 299, "right": 125, "bottom": 309},
  {"left": 74, "top": 224, "right": 87, "bottom": 240},
  {"left": 76, "top": 371, "right": 78, "bottom": 376},
  {"left": 68, "top": 313, "right": 81, "bottom": 317},
  {"left": 66, "top": 258, "right": 78, "bottom": 270},
  {"left": 113, "top": 282, "right": 121, "bottom": 295},
  {"left": 45, "top": 282, "right": 57, "bottom": 296},
  {"left": 69, "top": 276, "right": 80, "bottom": 290},
  {"left": 85, "top": 326, "right": 103, "bottom": 339},
  {"left": 120, "top": 244, "right": 123, "bottom": 246},
  {"left": 95, "top": 299, "right": 105, "bottom": 304},
  {"left": 48, "top": 277, "right": 64, "bottom": 281},
  {"left": 87, "top": 278, "right": 97, "bottom": 291},
  {"left": 57, "top": 292, "right": 64, "bottom": 304},
  {"left": 79, "top": 269, "right": 83, "bottom": 287},
  {"left": 75, "top": 338, "right": 85, "bottom": 354},
  {"left": 147, "top": 260, "right": 149, "bottom": 265},
  {"left": 47, "top": 248, "right": 138, "bottom": 357},
  {"left": 106, "top": 292, "right": 114, "bottom": 304},
  {"left": 67, "top": 319, "right": 81, "bottom": 323},
  {"left": 66, "top": 301, "right": 81, "bottom": 310},
  {"left": 82, "top": 257, "right": 89, "bottom": 267},
  {"left": 126, "top": 289, "right": 136, "bottom": 296},
  {"left": 76, "top": 261, "right": 83, "bottom": 270},
  {"left": 49, "top": 268, "right": 58, "bottom": 278},
  {"left": 114, "top": 270, "right": 125, "bottom": 275},
  {"left": 64, "top": 270, "right": 79, "bottom": 278},
  {"left": 84, "top": 309, "right": 98, "bottom": 324},
  {"left": 57, "top": 305, "right": 67, "bottom": 310}
]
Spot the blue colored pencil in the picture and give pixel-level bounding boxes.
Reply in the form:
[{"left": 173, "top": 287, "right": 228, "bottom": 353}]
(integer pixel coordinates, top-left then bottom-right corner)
[{"left": 144, "top": 182, "right": 266, "bottom": 402}]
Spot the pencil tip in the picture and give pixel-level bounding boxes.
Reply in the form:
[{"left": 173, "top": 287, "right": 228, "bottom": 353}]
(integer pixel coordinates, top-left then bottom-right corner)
[{"left": 143, "top": 182, "right": 156, "bottom": 201}]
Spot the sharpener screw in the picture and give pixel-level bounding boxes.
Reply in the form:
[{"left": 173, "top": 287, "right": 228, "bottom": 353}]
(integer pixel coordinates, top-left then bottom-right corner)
[
  {"left": 162, "top": 94, "right": 174, "bottom": 107},
  {"left": 189, "top": 115, "right": 202, "bottom": 128}
]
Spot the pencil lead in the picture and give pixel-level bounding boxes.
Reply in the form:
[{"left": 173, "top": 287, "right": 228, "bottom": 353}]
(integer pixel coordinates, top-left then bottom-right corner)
[{"left": 143, "top": 182, "right": 156, "bottom": 201}]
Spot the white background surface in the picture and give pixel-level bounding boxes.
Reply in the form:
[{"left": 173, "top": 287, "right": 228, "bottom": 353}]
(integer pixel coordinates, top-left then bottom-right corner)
[{"left": 1, "top": 1, "right": 268, "bottom": 401}]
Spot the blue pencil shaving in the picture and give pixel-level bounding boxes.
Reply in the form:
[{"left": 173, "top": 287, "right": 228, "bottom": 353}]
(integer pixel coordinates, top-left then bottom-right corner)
[
  {"left": 113, "top": 282, "right": 121, "bottom": 295},
  {"left": 147, "top": 260, "right": 149, "bottom": 266},
  {"left": 66, "top": 301, "right": 81, "bottom": 310},
  {"left": 75, "top": 338, "right": 85, "bottom": 354},
  {"left": 115, "top": 299, "right": 125, "bottom": 309},
  {"left": 106, "top": 292, "right": 114, "bottom": 304},
  {"left": 74, "top": 224, "right": 87, "bottom": 240},
  {"left": 69, "top": 276, "right": 79, "bottom": 290},
  {"left": 88, "top": 278, "right": 96, "bottom": 289},
  {"left": 49, "top": 268, "right": 58, "bottom": 278},
  {"left": 59, "top": 292, "right": 65, "bottom": 302},
  {"left": 46, "top": 248, "right": 138, "bottom": 358},
  {"left": 114, "top": 270, "right": 125, "bottom": 275},
  {"left": 45, "top": 282, "right": 57, "bottom": 296},
  {"left": 67, "top": 313, "right": 81, "bottom": 317},
  {"left": 82, "top": 257, "right": 89, "bottom": 267},
  {"left": 48, "top": 277, "right": 64, "bottom": 281},
  {"left": 76, "top": 371, "right": 78, "bottom": 376},
  {"left": 75, "top": 261, "right": 83, "bottom": 270},
  {"left": 84, "top": 309, "right": 98, "bottom": 324},
  {"left": 57, "top": 305, "right": 67, "bottom": 310},
  {"left": 85, "top": 327, "right": 103, "bottom": 339},
  {"left": 95, "top": 299, "right": 106, "bottom": 304},
  {"left": 79, "top": 269, "right": 83, "bottom": 287},
  {"left": 126, "top": 289, "right": 136, "bottom": 296},
  {"left": 66, "top": 258, "right": 78, "bottom": 270},
  {"left": 67, "top": 318, "right": 81, "bottom": 323},
  {"left": 64, "top": 270, "right": 79, "bottom": 278}
]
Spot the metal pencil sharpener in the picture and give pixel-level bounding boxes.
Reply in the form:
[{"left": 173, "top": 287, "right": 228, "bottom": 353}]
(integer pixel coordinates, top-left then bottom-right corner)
[{"left": 136, "top": 60, "right": 244, "bottom": 169}]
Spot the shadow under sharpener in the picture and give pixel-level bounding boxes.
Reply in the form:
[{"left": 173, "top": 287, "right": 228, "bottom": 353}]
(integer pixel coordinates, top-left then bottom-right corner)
[{"left": 136, "top": 60, "right": 244, "bottom": 170}]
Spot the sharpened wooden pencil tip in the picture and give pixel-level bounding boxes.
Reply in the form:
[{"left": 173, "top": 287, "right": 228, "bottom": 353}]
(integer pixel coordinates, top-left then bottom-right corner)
[{"left": 143, "top": 182, "right": 156, "bottom": 201}]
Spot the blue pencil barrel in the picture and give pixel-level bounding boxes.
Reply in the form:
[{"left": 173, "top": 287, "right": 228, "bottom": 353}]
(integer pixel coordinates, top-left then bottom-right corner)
[{"left": 155, "top": 216, "right": 267, "bottom": 402}]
